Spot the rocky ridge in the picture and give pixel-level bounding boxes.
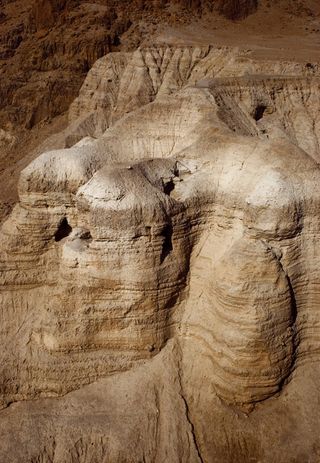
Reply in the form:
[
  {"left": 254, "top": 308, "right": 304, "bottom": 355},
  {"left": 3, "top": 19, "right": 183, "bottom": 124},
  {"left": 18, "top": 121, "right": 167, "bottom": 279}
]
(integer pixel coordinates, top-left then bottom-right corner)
[
  {"left": 1, "top": 0, "right": 320, "bottom": 225},
  {"left": 0, "top": 0, "right": 258, "bottom": 131}
]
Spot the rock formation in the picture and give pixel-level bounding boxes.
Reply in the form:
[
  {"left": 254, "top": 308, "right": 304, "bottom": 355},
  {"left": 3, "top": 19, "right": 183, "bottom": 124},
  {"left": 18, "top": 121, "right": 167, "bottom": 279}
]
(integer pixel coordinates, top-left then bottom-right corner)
[
  {"left": 1, "top": 0, "right": 319, "bottom": 224},
  {"left": 0, "top": 0, "right": 259, "bottom": 132},
  {"left": 1, "top": 35, "right": 320, "bottom": 461}
]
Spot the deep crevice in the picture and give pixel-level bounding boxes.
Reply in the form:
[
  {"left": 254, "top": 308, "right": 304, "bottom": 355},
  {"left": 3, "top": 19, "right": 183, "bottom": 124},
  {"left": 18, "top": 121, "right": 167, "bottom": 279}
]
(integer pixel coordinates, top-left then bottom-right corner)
[
  {"left": 54, "top": 217, "right": 72, "bottom": 242},
  {"left": 286, "top": 272, "right": 298, "bottom": 325}
]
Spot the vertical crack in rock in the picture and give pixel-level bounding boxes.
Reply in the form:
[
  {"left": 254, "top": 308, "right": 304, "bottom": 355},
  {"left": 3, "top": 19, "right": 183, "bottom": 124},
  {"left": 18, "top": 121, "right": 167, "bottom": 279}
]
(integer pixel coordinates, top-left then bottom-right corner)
[
  {"left": 176, "top": 346, "right": 204, "bottom": 463},
  {"left": 153, "top": 385, "right": 161, "bottom": 462}
]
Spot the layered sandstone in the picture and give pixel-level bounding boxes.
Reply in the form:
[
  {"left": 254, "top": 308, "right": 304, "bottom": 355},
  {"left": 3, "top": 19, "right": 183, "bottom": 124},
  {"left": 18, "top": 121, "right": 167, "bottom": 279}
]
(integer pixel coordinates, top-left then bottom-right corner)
[
  {"left": 1, "top": 0, "right": 319, "bottom": 226},
  {"left": 1, "top": 40, "right": 320, "bottom": 461}
]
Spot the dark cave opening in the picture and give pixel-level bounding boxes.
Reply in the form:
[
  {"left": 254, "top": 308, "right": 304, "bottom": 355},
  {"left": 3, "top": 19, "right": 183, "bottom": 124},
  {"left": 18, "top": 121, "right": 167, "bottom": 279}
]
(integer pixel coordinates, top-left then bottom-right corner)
[
  {"left": 253, "top": 104, "right": 267, "bottom": 122},
  {"left": 160, "top": 224, "right": 173, "bottom": 263},
  {"left": 54, "top": 217, "right": 72, "bottom": 242},
  {"left": 163, "top": 179, "right": 175, "bottom": 196}
]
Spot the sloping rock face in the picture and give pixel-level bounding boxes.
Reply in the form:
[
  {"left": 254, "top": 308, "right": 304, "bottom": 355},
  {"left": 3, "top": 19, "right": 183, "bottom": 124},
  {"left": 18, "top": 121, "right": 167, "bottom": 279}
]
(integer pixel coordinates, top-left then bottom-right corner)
[
  {"left": 1, "top": 0, "right": 318, "bottom": 225},
  {"left": 1, "top": 46, "right": 320, "bottom": 462},
  {"left": 0, "top": 0, "right": 257, "bottom": 131},
  {"left": 67, "top": 47, "right": 320, "bottom": 157}
]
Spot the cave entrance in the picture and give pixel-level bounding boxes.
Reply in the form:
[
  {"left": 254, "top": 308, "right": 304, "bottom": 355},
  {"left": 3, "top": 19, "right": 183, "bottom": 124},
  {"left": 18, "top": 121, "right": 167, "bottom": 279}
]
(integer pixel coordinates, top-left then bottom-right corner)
[
  {"left": 253, "top": 104, "right": 267, "bottom": 122},
  {"left": 54, "top": 217, "right": 72, "bottom": 242},
  {"left": 163, "top": 179, "right": 175, "bottom": 196},
  {"left": 160, "top": 224, "right": 173, "bottom": 263}
]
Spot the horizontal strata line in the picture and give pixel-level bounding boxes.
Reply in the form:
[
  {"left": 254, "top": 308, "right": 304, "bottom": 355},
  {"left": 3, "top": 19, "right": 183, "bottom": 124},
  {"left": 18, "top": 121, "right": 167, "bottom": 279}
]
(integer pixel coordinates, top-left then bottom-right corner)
[
  {"left": 184, "top": 350, "right": 286, "bottom": 402},
  {"left": 181, "top": 327, "right": 293, "bottom": 368}
]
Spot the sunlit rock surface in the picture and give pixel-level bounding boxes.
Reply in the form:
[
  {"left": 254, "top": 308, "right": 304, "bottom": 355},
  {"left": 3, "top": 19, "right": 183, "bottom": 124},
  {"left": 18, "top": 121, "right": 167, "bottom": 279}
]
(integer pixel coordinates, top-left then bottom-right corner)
[{"left": 1, "top": 44, "right": 320, "bottom": 462}]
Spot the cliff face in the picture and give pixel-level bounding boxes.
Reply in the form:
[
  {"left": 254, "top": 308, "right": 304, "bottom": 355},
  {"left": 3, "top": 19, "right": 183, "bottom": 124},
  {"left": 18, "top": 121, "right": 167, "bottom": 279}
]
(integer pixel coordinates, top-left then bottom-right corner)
[
  {"left": 1, "top": 42, "right": 320, "bottom": 461},
  {"left": 1, "top": 0, "right": 319, "bottom": 135},
  {"left": 0, "top": 0, "right": 257, "bottom": 131},
  {"left": 1, "top": 0, "right": 319, "bottom": 224},
  {"left": 67, "top": 48, "right": 320, "bottom": 159},
  {"left": 2, "top": 2, "right": 320, "bottom": 462}
]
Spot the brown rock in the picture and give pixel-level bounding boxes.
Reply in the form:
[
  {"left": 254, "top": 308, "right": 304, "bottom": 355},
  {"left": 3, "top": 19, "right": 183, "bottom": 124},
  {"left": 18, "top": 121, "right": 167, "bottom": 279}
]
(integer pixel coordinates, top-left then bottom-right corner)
[{"left": 1, "top": 41, "right": 320, "bottom": 461}]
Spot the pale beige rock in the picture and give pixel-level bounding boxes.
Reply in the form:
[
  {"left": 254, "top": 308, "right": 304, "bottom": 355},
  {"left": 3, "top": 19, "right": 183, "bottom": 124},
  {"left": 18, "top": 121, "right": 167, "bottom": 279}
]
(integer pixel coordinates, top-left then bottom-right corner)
[{"left": 1, "top": 45, "right": 320, "bottom": 462}]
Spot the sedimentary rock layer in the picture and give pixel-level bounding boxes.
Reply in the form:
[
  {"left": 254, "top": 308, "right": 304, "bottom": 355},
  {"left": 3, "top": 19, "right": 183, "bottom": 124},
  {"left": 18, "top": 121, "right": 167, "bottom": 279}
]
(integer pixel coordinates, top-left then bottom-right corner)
[{"left": 1, "top": 44, "right": 320, "bottom": 461}]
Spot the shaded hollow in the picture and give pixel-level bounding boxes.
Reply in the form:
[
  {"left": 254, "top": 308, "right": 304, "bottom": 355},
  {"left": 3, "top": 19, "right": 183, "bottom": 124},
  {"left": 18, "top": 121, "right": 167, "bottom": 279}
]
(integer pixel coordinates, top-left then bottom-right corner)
[
  {"left": 254, "top": 104, "right": 267, "bottom": 121},
  {"left": 163, "top": 179, "right": 175, "bottom": 196},
  {"left": 160, "top": 224, "right": 173, "bottom": 263},
  {"left": 54, "top": 217, "right": 72, "bottom": 242}
]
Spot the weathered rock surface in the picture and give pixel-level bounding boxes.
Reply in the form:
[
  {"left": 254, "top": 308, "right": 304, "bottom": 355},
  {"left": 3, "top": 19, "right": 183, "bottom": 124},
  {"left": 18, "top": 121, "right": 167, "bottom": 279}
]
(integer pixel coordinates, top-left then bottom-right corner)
[
  {"left": 67, "top": 46, "right": 320, "bottom": 157},
  {"left": 0, "top": 0, "right": 259, "bottom": 132},
  {"left": 1, "top": 0, "right": 319, "bottom": 225},
  {"left": 1, "top": 40, "right": 320, "bottom": 461}
]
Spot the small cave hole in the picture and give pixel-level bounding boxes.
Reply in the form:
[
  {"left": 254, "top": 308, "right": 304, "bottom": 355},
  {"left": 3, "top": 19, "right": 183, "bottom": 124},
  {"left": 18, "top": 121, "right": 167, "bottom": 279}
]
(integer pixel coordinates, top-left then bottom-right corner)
[
  {"left": 163, "top": 179, "right": 175, "bottom": 196},
  {"left": 81, "top": 230, "right": 92, "bottom": 241},
  {"left": 253, "top": 104, "right": 267, "bottom": 122},
  {"left": 160, "top": 224, "right": 173, "bottom": 263},
  {"left": 54, "top": 217, "right": 72, "bottom": 242}
]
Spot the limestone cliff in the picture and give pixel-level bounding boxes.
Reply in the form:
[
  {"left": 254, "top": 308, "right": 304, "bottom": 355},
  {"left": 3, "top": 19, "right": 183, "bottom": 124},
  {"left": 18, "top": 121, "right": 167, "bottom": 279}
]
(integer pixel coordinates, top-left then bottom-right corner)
[
  {"left": 1, "top": 0, "right": 319, "bottom": 225},
  {"left": 1, "top": 42, "right": 320, "bottom": 462}
]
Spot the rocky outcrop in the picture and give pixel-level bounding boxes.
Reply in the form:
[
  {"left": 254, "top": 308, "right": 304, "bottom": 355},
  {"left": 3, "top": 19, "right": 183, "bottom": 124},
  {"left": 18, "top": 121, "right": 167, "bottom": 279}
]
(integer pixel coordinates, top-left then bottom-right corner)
[
  {"left": 0, "top": 0, "right": 259, "bottom": 132},
  {"left": 1, "top": 43, "right": 320, "bottom": 461},
  {"left": 67, "top": 47, "right": 320, "bottom": 159},
  {"left": 1, "top": 0, "right": 318, "bottom": 225}
]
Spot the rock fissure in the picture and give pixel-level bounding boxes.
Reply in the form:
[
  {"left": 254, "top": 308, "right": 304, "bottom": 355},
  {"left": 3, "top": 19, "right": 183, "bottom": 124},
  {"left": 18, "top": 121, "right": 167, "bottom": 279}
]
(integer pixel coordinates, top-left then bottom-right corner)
[{"left": 176, "top": 353, "right": 204, "bottom": 463}]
